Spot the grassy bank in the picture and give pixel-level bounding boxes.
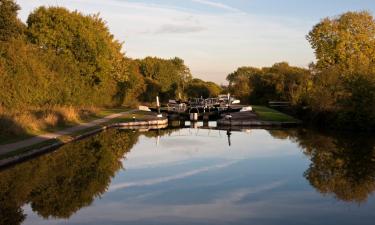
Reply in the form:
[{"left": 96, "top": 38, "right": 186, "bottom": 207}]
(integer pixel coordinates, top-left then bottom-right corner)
[
  {"left": 0, "top": 106, "right": 129, "bottom": 145},
  {"left": 252, "top": 106, "right": 300, "bottom": 122},
  {"left": 0, "top": 110, "right": 158, "bottom": 161}
]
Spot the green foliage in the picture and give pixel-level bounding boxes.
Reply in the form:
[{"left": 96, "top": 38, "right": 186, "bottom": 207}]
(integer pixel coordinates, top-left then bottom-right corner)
[
  {"left": 0, "top": 38, "right": 60, "bottom": 108},
  {"left": 227, "top": 67, "right": 259, "bottom": 103},
  {"left": 306, "top": 11, "right": 375, "bottom": 129},
  {"left": 0, "top": 0, "right": 24, "bottom": 41},
  {"left": 227, "top": 11, "right": 375, "bottom": 130},
  {"left": 0, "top": 5, "right": 134, "bottom": 111},
  {"left": 0, "top": 3, "right": 213, "bottom": 116},
  {"left": 26, "top": 6, "right": 127, "bottom": 106},
  {"left": 127, "top": 56, "right": 192, "bottom": 102},
  {"left": 185, "top": 78, "right": 222, "bottom": 99},
  {"left": 307, "top": 11, "right": 375, "bottom": 72},
  {"left": 118, "top": 58, "right": 146, "bottom": 106},
  {"left": 336, "top": 72, "right": 375, "bottom": 129},
  {"left": 227, "top": 63, "right": 310, "bottom": 105}
]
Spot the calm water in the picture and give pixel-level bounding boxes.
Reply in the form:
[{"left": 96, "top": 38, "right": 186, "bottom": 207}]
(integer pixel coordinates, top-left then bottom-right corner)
[{"left": 1, "top": 122, "right": 375, "bottom": 225}]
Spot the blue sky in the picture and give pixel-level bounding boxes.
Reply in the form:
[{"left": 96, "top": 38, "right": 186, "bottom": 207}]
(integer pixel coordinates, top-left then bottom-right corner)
[{"left": 17, "top": 0, "right": 375, "bottom": 83}]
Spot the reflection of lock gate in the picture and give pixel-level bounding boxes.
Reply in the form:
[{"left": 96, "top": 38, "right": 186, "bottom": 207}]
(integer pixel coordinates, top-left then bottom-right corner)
[{"left": 159, "top": 125, "right": 252, "bottom": 147}]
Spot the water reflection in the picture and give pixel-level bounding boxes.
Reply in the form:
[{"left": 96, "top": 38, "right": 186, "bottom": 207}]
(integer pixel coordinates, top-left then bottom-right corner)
[
  {"left": 0, "top": 129, "right": 139, "bottom": 225},
  {"left": 268, "top": 129, "right": 375, "bottom": 203},
  {"left": 0, "top": 126, "right": 375, "bottom": 225}
]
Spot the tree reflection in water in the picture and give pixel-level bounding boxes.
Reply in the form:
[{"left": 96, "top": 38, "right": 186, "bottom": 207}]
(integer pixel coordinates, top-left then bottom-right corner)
[
  {"left": 269, "top": 129, "right": 375, "bottom": 203},
  {"left": 1, "top": 127, "right": 375, "bottom": 225},
  {"left": 0, "top": 129, "right": 139, "bottom": 225}
]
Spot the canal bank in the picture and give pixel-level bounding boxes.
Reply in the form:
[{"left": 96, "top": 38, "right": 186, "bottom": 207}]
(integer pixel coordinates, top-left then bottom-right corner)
[{"left": 0, "top": 110, "right": 168, "bottom": 168}]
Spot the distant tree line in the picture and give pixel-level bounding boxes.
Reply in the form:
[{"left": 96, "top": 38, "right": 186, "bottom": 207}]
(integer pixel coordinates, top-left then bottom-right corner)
[
  {"left": 124, "top": 57, "right": 221, "bottom": 104},
  {"left": 227, "top": 11, "right": 375, "bottom": 130},
  {"left": 0, "top": 0, "right": 220, "bottom": 111}
]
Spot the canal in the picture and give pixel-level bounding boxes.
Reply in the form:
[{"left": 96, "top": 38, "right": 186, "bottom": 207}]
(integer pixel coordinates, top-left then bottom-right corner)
[{"left": 1, "top": 122, "right": 375, "bottom": 225}]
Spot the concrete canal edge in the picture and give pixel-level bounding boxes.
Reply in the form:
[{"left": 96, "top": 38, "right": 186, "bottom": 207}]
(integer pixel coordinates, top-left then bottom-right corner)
[{"left": 0, "top": 118, "right": 168, "bottom": 169}]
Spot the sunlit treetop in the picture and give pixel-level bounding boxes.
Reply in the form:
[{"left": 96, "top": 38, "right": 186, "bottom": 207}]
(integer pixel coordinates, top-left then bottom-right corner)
[{"left": 307, "top": 11, "right": 375, "bottom": 72}]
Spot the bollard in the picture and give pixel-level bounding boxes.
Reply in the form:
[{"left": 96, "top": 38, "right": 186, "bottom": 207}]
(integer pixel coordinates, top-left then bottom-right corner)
[{"left": 190, "top": 113, "right": 198, "bottom": 121}]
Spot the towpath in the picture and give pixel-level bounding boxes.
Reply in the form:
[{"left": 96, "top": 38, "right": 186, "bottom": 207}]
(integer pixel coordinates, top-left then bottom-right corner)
[{"left": 0, "top": 109, "right": 135, "bottom": 156}]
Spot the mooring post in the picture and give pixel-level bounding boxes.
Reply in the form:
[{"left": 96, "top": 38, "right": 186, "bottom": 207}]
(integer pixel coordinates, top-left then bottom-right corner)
[{"left": 156, "top": 96, "right": 162, "bottom": 118}]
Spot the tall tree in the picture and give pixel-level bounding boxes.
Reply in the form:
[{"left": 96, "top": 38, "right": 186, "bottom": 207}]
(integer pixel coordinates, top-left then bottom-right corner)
[
  {"left": 306, "top": 11, "right": 375, "bottom": 129},
  {"left": 0, "top": 0, "right": 24, "bottom": 41},
  {"left": 26, "top": 6, "right": 128, "bottom": 106},
  {"left": 307, "top": 11, "right": 375, "bottom": 72}
]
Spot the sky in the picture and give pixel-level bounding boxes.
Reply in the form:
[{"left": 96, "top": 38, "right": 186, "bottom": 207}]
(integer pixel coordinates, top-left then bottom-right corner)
[{"left": 16, "top": 0, "right": 375, "bottom": 84}]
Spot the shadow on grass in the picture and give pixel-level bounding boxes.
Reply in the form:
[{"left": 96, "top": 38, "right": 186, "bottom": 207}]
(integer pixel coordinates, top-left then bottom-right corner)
[{"left": 0, "top": 116, "right": 32, "bottom": 145}]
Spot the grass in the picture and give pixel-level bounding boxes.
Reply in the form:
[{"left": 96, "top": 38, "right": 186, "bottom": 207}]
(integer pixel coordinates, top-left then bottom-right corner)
[
  {"left": 0, "top": 106, "right": 131, "bottom": 145},
  {"left": 104, "top": 110, "right": 157, "bottom": 124},
  {"left": 252, "top": 105, "right": 300, "bottom": 122},
  {"left": 97, "top": 107, "right": 131, "bottom": 117},
  {"left": 0, "top": 109, "right": 157, "bottom": 160}
]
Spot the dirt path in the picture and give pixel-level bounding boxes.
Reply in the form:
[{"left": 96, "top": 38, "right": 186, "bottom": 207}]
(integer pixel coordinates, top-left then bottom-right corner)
[{"left": 0, "top": 109, "right": 135, "bottom": 155}]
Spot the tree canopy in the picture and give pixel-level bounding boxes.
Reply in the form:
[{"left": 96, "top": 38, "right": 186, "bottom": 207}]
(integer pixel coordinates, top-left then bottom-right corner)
[
  {"left": 0, "top": 0, "right": 24, "bottom": 41},
  {"left": 307, "top": 11, "right": 375, "bottom": 72},
  {"left": 185, "top": 78, "right": 222, "bottom": 99},
  {"left": 0, "top": 2, "right": 219, "bottom": 114},
  {"left": 226, "top": 63, "right": 310, "bottom": 105},
  {"left": 306, "top": 11, "right": 375, "bottom": 129}
]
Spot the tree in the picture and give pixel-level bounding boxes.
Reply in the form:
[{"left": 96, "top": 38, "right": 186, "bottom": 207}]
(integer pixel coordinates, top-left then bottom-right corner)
[
  {"left": 135, "top": 56, "right": 192, "bottom": 101},
  {"left": 265, "top": 62, "right": 310, "bottom": 105},
  {"left": 0, "top": 0, "right": 24, "bottom": 41},
  {"left": 307, "top": 11, "right": 375, "bottom": 72},
  {"left": 306, "top": 11, "right": 375, "bottom": 129},
  {"left": 185, "top": 78, "right": 222, "bottom": 98},
  {"left": 26, "top": 7, "right": 127, "bottom": 106},
  {"left": 118, "top": 58, "right": 146, "bottom": 106},
  {"left": 226, "top": 63, "right": 310, "bottom": 105},
  {"left": 227, "top": 67, "right": 260, "bottom": 103}
]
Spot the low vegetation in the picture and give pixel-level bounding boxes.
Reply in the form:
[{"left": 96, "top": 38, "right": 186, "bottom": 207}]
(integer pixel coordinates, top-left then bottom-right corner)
[{"left": 0, "top": 106, "right": 98, "bottom": 144}]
